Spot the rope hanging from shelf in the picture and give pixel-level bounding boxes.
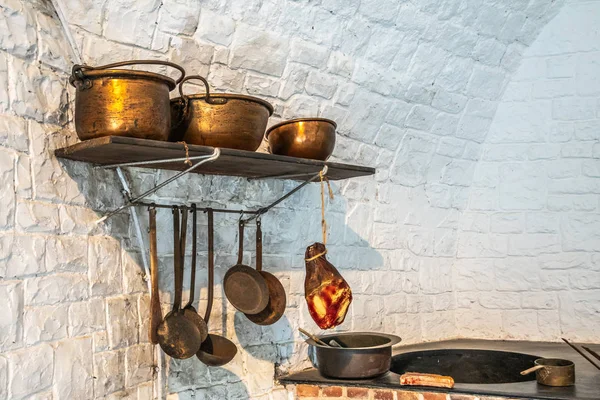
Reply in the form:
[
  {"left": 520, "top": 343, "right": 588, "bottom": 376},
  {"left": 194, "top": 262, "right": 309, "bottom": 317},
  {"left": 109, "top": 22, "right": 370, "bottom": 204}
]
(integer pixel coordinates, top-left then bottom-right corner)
[{"left": 305, "top": 170, "right": 333, "bottom": 262}]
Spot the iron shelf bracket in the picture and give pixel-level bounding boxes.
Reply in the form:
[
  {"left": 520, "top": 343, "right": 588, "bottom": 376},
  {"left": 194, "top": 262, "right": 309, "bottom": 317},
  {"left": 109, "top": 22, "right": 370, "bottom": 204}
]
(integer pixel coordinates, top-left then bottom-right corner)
[
  {"left": 94, "top": 145, "right": 328, "bottom": 225},
  {"left": 241, "top": 165, "right": 327, "bottom": 224},
  {"left": 95, "top": 148, "right": 221, "bottom": 224}
]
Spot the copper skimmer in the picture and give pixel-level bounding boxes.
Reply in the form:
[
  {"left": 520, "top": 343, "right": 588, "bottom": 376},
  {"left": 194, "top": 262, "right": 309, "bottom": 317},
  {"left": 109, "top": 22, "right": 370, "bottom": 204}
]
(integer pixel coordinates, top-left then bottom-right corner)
[
  {"left": 156, "top": 207, "right": 202, "bottom": 359},
  {"left": 197, "top": 209, "right": 238, "bottom": 366}
]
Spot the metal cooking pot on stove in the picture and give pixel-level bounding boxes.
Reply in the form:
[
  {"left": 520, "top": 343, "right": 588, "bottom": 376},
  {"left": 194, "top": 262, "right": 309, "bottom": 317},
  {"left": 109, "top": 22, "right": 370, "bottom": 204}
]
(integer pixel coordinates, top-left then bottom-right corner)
[
  {"left": 170, "top": 76, "right": 273, "bottom": 151},
  {"left": 69, "top": 60, "right": 185, "bottom": 141},
  {"left": 305, "top": 332, "right": 402, "bottom": 379}
]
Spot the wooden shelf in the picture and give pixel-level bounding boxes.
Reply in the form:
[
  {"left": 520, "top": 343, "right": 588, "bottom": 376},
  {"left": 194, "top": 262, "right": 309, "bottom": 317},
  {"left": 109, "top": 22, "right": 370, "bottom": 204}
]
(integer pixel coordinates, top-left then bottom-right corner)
[{"left": 55, "top": 136, "right": 375, "bottom": 181}]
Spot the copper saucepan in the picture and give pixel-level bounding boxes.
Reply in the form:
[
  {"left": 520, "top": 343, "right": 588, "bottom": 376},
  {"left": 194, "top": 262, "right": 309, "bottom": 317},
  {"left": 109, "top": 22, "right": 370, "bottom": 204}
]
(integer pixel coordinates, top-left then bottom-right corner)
[{"left": 520, "top": 358, "right": 575, "bottom": 386}]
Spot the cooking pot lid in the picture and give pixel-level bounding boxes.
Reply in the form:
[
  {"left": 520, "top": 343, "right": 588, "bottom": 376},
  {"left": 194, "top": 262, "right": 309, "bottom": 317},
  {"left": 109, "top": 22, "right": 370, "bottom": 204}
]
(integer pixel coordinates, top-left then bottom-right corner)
[
  {"left": 74, "top": 69, "right": 177, "bottom": 90},
  {"left": 172, "top": 93, "right": 274, "bottom": 115}
]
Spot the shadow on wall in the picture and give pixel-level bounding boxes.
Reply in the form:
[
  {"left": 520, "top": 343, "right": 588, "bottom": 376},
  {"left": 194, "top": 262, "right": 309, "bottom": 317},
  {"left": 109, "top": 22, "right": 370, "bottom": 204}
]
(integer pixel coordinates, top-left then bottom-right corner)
[{"left": 169, "top": 357, "right": 250, "bottom": 399}]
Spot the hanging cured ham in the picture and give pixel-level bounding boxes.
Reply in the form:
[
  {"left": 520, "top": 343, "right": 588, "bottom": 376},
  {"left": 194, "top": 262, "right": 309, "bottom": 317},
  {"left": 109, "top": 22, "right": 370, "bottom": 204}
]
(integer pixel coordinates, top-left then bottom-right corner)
[{"left": 304, "top": 242, "right": 352, "bottom": 329}]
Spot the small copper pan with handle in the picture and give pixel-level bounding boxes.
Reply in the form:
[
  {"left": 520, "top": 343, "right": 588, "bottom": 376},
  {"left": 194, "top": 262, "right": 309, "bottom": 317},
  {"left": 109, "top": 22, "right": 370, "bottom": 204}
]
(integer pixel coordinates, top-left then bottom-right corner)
[{"left": 520, "top": 358, "right": 575, "bottom": 387}]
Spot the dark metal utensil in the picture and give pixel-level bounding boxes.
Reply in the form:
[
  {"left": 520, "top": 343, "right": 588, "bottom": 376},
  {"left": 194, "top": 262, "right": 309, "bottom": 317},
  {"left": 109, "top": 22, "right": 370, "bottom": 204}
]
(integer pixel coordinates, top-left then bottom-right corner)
[
  {"left": 148, "top": 206, "right": 162, "bottom": 345},
  {"left": 223, "top": 219, "right": 269, "bottom": 314},
  {"left": 157, "top": 206, "right": 202, "bottom": 359},
  {"left": 298, "top": 328, "right": 330, "bottom": 347},
  {"left": 197, "top": 209, "right": 238, "bottom": 366},
  {"left": 562, "top": 338, "right": 600, "bottom": 371},
  {"left": 182, "top": 204, "right": 208, "bottom": 343},
  {"left": 245, "top": 219, "right": 286, "bottom": 325},
  {"left": 582, "top": 346, "right": 600, "bottom": 363}
]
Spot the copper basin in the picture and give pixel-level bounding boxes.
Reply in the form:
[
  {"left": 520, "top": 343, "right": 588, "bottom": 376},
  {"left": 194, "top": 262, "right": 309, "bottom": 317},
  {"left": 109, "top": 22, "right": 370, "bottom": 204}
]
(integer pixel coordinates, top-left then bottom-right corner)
[
  {"left": 170, "top": 76, "right": 273, "bottom": 151},
  {"left": 266, "top": 118, "right": 336, "bottom": 161}
]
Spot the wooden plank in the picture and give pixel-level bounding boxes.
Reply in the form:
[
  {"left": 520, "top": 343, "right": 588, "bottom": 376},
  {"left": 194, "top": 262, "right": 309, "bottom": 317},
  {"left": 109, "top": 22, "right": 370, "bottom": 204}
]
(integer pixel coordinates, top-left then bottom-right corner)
[{"left": 54, "top": 136, "right": 375, "bottom": 181}]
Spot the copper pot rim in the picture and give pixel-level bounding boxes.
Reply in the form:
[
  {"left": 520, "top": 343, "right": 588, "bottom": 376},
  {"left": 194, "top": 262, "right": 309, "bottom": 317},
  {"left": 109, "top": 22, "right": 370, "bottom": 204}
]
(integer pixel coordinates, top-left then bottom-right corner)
[
  {"left": 171, "top": 93, "right": 274, "bottom": 115},
  {"left": 534, "top": 358, "right": 575, "bottom": 368},
  {"left": 265, "top": 118, "right": 337, "bottom": 139},
  {"left": 75, "top": 69, "right": 177, "bottom": 90}
]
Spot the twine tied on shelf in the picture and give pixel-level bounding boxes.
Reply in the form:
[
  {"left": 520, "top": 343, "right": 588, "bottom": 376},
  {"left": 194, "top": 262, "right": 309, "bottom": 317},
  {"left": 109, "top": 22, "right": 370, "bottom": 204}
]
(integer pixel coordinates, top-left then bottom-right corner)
[
  {"left": 178, "top": 141, "right": 192, "bottom": 166},
  {"left": 305, "top": 170, "right": 334, "bottom": 262}
]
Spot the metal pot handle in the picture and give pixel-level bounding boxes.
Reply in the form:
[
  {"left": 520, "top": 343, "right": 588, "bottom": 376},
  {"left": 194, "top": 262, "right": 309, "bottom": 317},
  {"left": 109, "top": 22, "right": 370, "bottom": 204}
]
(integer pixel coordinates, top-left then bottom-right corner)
[
  {"left": 69, "top": 59, "right": 186, "bottom": 88},
  {"left": 178, "top": 75, "right": 228, "bottom": 105}
]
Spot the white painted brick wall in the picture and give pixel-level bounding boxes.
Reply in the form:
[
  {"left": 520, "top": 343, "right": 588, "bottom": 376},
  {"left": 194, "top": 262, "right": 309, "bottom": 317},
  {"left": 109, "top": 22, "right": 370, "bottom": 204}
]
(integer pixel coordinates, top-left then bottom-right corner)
[
  {"left": 0, "top": 0, "right": 582, "bottom": 399},
  {"left": 457, "top": 1, "right": 600, "bottom": 343}
]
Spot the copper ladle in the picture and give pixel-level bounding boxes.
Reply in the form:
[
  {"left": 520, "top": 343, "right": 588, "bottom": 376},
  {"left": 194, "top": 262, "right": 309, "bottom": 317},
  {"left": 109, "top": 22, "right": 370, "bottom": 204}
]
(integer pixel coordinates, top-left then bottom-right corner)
[
  {"left": 157, "top": 206, "right": 202, "bottom": 359},
  {"left": 182, "top": 204, "right": 208, "bottom": 343},
  {"left": 197, "top": 209, "right": 238, "bottom": 366}
]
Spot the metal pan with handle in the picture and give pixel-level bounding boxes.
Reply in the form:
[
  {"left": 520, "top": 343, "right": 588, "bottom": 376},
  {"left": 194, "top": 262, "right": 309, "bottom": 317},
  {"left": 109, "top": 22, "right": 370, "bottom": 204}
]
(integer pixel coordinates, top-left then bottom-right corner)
[
  {"left": 245, "top": 219, "right": 286, "bottom": 325},
  {"left": 223, "top": 220, "right": 269, "bottom": 314},
  {"left": 520, "top": 358, "right": 575, "bottom": 387}
]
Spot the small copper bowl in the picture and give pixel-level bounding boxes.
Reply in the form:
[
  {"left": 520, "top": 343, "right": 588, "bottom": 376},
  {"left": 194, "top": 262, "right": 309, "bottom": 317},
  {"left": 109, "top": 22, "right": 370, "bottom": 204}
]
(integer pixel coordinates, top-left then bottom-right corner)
[{"left": 266, "top": 118, "right": 336, "bottom": 161}]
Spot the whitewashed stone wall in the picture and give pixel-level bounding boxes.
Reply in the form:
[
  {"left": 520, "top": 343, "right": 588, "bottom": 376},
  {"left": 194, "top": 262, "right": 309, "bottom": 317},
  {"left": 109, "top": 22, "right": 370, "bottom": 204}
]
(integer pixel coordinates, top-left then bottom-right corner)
[
  {"left": 455, "top": 0, "right": 600, "bottom": 343},
  {"left": 0, "top": 0, "right": 573, "bottom": 399}
]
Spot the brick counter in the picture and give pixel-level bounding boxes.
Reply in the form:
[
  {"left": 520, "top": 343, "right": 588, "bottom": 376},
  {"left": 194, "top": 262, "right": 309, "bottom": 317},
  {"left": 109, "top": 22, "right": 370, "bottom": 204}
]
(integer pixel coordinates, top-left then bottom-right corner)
[{"left": 289, "top": 384, "right": 520, "bottom": 400}]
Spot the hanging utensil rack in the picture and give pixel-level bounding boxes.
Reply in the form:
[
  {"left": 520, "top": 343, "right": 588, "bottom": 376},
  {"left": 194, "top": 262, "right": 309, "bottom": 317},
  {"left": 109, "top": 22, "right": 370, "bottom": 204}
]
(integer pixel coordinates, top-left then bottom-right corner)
[{"left": 54, "top": 136, "right": 374, "bottom": 397}]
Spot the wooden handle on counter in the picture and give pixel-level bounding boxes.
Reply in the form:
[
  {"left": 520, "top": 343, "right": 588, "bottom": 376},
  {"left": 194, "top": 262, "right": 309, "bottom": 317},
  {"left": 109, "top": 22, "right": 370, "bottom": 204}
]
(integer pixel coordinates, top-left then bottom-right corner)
[
  {"left": 400, "top": 372, "right": 455, "bottom": 388},
  {"left": 520, "top": 365, "right": 545, "bottom": 375}
]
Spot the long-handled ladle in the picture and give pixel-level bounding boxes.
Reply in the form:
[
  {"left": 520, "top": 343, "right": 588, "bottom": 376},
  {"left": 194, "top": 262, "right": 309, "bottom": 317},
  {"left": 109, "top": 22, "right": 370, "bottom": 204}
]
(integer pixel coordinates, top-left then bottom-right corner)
[
  {"left": 197, "top": 209, "right": 238, "bottom": 366},
  {"left": 156, "top": 206, "right": 202, "bottom": 359},
  {"left": 182, "top": 204, "right": 208, "bottom": 343}
]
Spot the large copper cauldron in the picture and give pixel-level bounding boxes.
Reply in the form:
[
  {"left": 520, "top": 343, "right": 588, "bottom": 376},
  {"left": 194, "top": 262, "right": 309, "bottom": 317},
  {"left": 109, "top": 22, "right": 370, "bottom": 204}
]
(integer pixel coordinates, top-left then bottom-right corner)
[
  {"left": 170, "top": 76, "right": 273, "bottom": 151},
  {"left": 69, "top": 60, "right": 185, "bottom": 141}
]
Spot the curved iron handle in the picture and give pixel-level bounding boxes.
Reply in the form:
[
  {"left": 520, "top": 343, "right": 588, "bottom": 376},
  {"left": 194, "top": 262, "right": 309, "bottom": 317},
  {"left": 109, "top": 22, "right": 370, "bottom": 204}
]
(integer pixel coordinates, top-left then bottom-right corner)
[
  {"left": 178, "top": 75, "right": 227, "bottom": 105},
  {"left": 70, "top": 59, "right": 186, "bottom": 88}
]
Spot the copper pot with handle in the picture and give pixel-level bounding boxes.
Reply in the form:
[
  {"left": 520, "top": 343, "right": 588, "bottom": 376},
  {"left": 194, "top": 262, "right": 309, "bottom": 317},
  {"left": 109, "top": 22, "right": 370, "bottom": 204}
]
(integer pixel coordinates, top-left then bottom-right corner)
[
  {"left": 69, "top": 60, "right": 185, "bottom": 141},
  {"left": 169, "top": 75, "right": 273, "bottom": 151},
  {"left": 520, "top": 358, "right": 575, "bottom": 387}
]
